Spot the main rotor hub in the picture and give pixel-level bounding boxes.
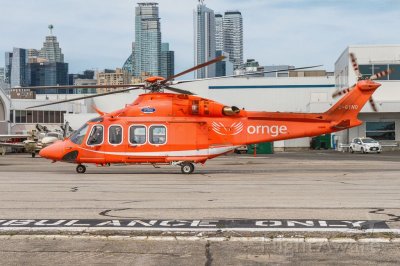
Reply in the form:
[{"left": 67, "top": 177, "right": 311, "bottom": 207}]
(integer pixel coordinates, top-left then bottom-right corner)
[
  {"left": 145, "top": 76, "right": 165, "bottom": 83},
  {"left": 144, "top": 76, "right": 167, "bottom": 93}
]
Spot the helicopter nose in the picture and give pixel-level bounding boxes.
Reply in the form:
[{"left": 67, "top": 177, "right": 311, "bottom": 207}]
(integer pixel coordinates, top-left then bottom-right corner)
[{"left": 39, "top": 140, "right": 64, "bottom": 160}]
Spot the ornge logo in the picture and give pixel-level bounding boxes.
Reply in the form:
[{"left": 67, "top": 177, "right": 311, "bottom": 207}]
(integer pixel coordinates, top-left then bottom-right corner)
[{"left": 212, "top": 122, "right": 244, "bottom": 136}]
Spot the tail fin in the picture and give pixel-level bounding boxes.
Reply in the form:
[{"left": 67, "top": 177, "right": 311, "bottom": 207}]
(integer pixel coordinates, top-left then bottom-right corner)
[{"left": 325, "top": 80, "right": 380, "bottom": 128}]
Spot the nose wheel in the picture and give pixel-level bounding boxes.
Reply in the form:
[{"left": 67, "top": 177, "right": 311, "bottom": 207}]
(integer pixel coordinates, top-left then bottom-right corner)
[
  {"left": 180, "top": 162, "right": 195, "bottom": 174},
  {"left": 76, "top": 164, "right": 86, "bottom": 174}
]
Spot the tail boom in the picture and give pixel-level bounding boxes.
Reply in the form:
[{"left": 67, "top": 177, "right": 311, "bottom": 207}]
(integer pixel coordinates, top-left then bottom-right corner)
[{"left": 236, "top": 80, "right": 381, "bottom": 145}]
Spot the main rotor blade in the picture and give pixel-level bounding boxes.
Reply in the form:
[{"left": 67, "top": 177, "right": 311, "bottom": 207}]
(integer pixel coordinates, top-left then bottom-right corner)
[
  {"left": 349, "top": 53, "right": 361, "bottom": 80},
  {"left": 164, "top": 86, "right": 195, "bottom": 95},
  {"left": 370, "top": 68, "right": 392, "bottom": 80},
  {"left": 174, "top": 65, "right": 324, "bottom": 84},
  {"left": 162, "top": 55, "right": 226, "bottom": 84},
  {"left": 332, "top": 84, "right": 355, "bottom": 98},
  {"left": 369, "top": 97, "right": 378, "bottom": 112},
  {"left": 26, "top": 86, "right": 144, "bottom": 109},
  {"left": 12, "top": 83, "right": 143, "bottom": 90}
]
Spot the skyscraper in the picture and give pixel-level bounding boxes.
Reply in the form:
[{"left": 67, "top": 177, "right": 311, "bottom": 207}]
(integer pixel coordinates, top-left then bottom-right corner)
[
  {"left": 29, "top": 62, "right": 69, "bottom": 93},
  {"left": 223, "top": 11, "right": 243, "bottom": 70},
  {"left": 39, "top": 25, "right": 64, "bottom": 63},
  {"left": 0, "top": 67, "right": 4, "bottom": 83},
  {"left": 123, "top": 42, "right": 135, "bottom": 76},
  {"left": 215, "top": 50, "right": 233, "bottom": 77},
  {"left": 10, "top": 48, "right": 28, "bottom": 87},
  {"left": 29, "top": 26, "right": 68, "bottom": 92},
  {"left": 215, "top": 13, "right": 224, "bottom": 51},
  {"left": 194, "top": 0, "right": 216, "bottom": 78},
  {"left": 161, "top": 43, "right": 174, "bottom": 78},
  {"left": 4, "top": 52, "right": 13, "bottom": 84},
  {"left": 134, "top": 3, "right": 161, "bottom": 77}
]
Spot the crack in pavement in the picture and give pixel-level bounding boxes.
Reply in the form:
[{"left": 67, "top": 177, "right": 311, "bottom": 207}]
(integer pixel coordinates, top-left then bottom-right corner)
[
  {"left": 369, "top": 208, "right": 400, "bottom": 223},
  {"left": 205, "top": 241, "right": 213, "bottom": 266},
  {"left": 99, "top": 208, "right": 137, "bottom": 218}
]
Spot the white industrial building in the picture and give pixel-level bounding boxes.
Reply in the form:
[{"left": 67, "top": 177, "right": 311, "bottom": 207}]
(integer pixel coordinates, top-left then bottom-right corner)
[
  {"left": 0, "top": 88, "right": 89, "bottom": 134},
  {"left": 1, "top": 45, "right": 399, "bottom": 151},
  {"left": 334, "top": 45, "right": 400, "bottom": 146}
]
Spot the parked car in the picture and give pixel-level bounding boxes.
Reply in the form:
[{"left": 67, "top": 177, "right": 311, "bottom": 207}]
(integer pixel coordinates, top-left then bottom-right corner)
[{"left": 350, "top": 137, "right": 381, "bottom": 154}]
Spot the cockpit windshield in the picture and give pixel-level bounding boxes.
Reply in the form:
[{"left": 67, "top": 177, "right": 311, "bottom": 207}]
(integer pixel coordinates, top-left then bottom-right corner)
[{"left": 69, "top": 124, "right": 89, "bottom": 145}]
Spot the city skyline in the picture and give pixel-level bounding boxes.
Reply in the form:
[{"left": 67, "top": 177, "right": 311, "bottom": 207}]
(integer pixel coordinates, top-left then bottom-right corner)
[{"left": 1, "top": 0, "right": 400, "bottom": 77}]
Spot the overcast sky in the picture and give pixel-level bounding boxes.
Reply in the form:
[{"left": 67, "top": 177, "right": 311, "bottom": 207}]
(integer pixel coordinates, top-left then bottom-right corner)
[{"left": 1, "top": 0, "right": 400, "bottom": 76}]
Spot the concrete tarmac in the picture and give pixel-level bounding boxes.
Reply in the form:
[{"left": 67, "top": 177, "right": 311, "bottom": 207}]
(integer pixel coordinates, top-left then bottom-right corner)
[
  {"left": 0, "top": 151, "right": 400, "bottom": 265},
  {"left": 0, "top": 151, "right": 399, "bottom": 224}
]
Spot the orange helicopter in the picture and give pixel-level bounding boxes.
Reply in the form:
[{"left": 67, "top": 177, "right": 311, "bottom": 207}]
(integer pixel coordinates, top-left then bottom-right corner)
[{"left": 24, "top": 54, "right": 390, "bottom": 174}]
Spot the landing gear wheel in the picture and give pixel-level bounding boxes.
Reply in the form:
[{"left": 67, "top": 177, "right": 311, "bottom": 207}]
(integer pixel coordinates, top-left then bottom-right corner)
[
  {"left": 31, "top": 152, "right": 36, "bottom": 158},
  {"left": 181, "top": 162, "right": 194, "bottom": 174},
  {"left": 76, "top": 164, "right": 86, "bottom": 174}
]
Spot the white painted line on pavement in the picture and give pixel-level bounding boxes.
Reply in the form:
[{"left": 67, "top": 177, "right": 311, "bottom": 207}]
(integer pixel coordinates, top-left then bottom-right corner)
[{"left": 2, "top": 234, "right": 400, "bottom": 243}]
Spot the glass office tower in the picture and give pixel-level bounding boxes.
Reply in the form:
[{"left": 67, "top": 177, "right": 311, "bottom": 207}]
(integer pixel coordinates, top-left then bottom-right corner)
[
  {"left": 223, "top": 11, "right": 243, "bottom": 70},
  {"left": 10, "top": 48, "right": 28, "bottom": 87},
  {"left": 194, "top": 1, "right": 216, "bottom": 78},
  {"left": 134, "top": 3, "right": 161, "bottom": 77}
]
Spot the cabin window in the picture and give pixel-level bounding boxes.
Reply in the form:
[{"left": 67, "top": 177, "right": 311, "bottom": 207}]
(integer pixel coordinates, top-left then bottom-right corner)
[
  {"left": 109, "top": 125, "right": 123, "bottom": 145},
  {"left": 87, "top": 125, "right": 104, "bottom": 146},
  {"left": 70, "top": 124, "right": 89, "bottom": 145},
  {"left": 149, "top": 125, "right": 167, "bottom": 145},
  {"left": 129, "top": 125, "right": 146, "bottom": 145}
]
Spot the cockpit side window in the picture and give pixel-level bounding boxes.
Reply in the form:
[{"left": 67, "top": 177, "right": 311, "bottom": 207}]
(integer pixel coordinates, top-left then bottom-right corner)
[
  {"left": 87, "top": 125, "right": 104, "bottom": 146},
  {"left": 70, "top": 124, "right": 89, "bottom": 145}
]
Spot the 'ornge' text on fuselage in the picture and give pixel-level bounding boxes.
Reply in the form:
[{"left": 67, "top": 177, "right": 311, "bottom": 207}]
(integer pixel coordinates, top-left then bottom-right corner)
[{"left": 247, "top": 125, "right": 288, "bottom": 137}]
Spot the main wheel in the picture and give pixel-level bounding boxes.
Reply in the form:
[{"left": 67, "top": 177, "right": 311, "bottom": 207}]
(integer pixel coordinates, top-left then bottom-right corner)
[
  {"left": 181, "top": 162, "right": 194, "bottom": 174},
  {"left": 76, "top": 164, "right": 86, "bottom": 174}
]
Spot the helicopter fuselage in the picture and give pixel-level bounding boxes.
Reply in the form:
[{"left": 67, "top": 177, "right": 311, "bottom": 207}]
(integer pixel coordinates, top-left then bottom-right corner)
[{"left": 39, "top": 80, "right": 380, "bottom": 173}]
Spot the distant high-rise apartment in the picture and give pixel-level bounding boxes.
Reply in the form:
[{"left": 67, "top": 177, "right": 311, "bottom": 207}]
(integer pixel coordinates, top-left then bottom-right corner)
[
  {"left": 0, "top": 67, "right": 4, "bottom": 83},
  {"left": 39, "top": 25, "right": 64, "bottom": 63},
  {"left": 215, "top": 13, "right": 224, "bottom": 51},
  {"left": 161, "top": 43, "right": 174, "bottom": 78},
  {"left": 27, "top": 49, "right": 39, "bottom": 58},
  {"left": 4, "top": 52, "right": 13, "bottom": 84},
  {"left": 194, "top": 0, "right": 216, "bottom": 78},
  {"left": 134, "top": 3, "right": 161, "bottom": 77},
  {"left": 223, "top": 11, "right": 243, "bottom": 70},
  {"left": 96, "top": 68, "right": 132, "bottom": 94},
  {"left": 10, "top": 48, "right": 28, "bottom": 87}
]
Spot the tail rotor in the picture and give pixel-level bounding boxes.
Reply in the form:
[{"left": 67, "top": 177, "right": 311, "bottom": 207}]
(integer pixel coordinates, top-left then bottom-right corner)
[{"left": 332, "top": 52, "right": 392, "bottom": 112}]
